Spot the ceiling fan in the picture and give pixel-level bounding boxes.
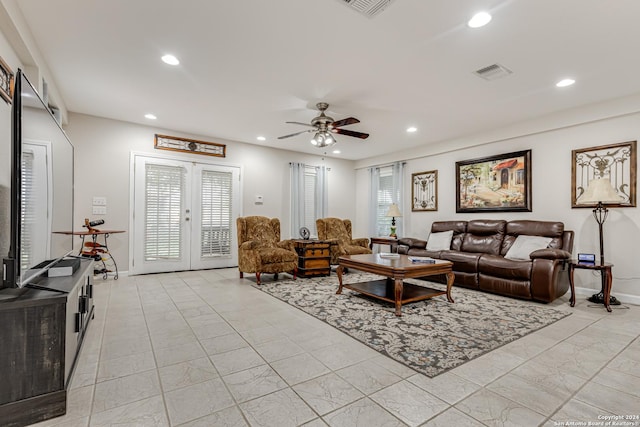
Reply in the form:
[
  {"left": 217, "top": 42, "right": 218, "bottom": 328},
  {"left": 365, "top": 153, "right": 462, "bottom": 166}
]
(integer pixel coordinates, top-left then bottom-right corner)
[{"left": 277, "top": 102, "right": 369, "bottom": 148}]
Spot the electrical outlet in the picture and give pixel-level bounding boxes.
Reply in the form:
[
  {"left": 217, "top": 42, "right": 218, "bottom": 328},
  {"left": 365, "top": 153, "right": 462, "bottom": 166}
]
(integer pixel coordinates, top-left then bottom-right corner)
[
  {"left": 92, "top": 206, "right": 107, "bottom": 215},
  {"left": 93, "top": 196, "right": 107, "bottom": 206}
]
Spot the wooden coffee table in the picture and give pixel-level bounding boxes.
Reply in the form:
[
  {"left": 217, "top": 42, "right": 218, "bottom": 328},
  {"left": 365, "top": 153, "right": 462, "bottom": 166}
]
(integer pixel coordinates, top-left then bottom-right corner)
[{"left": 336, "top": 254, "right": 455, "bottom": 316}]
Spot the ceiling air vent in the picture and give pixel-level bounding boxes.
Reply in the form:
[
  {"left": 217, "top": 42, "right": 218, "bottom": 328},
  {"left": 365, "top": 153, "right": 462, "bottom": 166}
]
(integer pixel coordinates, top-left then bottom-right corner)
[
  {"left": 340, "top": 0, "right": 397, "bottom": 18},
  {"left": 474, "top": 63, "right": 513, "bottom": 81}
]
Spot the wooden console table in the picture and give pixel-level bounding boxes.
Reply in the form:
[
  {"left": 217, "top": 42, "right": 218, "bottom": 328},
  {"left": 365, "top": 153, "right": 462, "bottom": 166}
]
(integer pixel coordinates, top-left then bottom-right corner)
[{"left": 54, "top": 230, "right": 125, "bottom": 279}]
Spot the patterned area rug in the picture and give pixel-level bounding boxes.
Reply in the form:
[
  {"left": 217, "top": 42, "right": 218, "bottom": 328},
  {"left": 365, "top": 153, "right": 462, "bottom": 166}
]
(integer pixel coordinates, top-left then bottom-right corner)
[{"left": 254, "top": 272, "right": 570, "bottom": 377}]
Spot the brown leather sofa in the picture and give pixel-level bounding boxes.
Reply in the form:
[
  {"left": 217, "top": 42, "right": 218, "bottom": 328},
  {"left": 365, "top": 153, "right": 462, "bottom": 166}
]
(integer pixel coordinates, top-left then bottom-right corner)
[{"left": 397, "top": 219, "right": 574, "bottom": 303}]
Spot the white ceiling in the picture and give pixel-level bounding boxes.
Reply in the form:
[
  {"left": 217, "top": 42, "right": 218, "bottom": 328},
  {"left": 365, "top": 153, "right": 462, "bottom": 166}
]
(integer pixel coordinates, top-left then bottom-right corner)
[{"left": 11, "top": 0, "right": 640, "bottom": 160}]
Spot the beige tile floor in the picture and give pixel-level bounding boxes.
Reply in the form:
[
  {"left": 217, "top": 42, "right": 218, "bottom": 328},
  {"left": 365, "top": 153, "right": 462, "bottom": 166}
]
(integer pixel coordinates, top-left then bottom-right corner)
[{"left": 30, "top": 268, "right": 640, "bottom": 427}]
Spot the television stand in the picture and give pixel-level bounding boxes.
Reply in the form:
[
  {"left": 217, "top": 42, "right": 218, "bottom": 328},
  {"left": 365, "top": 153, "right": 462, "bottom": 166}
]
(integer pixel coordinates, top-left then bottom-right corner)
[{"left": 0, "top": 259, "right": 94, "bottom": 427}]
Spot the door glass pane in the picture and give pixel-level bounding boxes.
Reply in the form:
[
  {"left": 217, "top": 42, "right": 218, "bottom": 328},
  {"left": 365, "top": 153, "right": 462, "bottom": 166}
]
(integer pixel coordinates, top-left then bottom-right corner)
[
  {"left": 144, "top": 164, "right": 184, "bottom": 260},
  {"left": 200, "top": 169, "right": 232, "bottom": 257}
]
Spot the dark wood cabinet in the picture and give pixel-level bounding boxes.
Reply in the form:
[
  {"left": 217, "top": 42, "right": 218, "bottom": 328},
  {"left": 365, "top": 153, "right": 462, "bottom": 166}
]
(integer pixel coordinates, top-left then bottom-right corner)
[
  {"left": 0, "top": 259, "right": 94, "bottom": 427},
  {"left": 293, "top": 239, "right": 331, "bottom": 277}
]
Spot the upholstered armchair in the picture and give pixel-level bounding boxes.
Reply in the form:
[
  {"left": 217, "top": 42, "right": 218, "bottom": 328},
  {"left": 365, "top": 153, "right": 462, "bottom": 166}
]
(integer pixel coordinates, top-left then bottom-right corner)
[
  {"left": 316, "top": 217, "right": 372, "bottom": 265},
  {"left": 237, "top": 216, "right": 298, "bottom": 285}
]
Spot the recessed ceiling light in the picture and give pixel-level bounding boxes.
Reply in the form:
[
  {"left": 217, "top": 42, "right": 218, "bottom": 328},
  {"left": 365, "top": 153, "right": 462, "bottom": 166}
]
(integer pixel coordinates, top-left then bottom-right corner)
[
  {"left": 145, "top": 113, "right": 157, "bottom": 120},
  {"left": 333, "top": 150, "right": 341, "bottom": 154},
  {"left": 256, "top": 136, "right": 266, "bottom": 141},
  {"left": 468, "top": 12, "right": 492, "bottom": 28},
  {"left": 556, "top": 78, "right": 576, "bottom": 88},
  {"left": 406, "top": 127, "right": 417, "bottom": 133},
  {"left": 161, "top": 54, "right": 180, "bottom": 65}
]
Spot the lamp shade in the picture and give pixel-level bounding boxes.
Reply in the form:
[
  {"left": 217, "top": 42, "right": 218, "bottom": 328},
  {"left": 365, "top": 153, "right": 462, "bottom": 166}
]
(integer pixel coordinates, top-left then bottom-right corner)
[
  {"left": 577, "top": 178, "right": 623, "bottom": 204},
  {"left": 385, "top": 203, "right": 402, "bottom": 217}
]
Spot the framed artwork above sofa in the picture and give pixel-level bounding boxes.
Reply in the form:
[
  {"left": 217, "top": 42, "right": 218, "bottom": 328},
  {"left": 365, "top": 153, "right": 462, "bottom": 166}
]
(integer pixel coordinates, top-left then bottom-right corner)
[
  {"left": 411, "top": 170, "right": 438, "bottom": 211},
  {"left": 455, "top": 149, "right": 532, "bottom": 213}
]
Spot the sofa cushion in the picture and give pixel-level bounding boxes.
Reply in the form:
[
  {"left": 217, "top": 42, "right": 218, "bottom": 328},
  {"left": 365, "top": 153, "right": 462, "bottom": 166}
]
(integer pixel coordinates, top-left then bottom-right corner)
[
  {"left": 461, "top": 220, "right": 506, "bottom": 255},
  {"left": 432, "top": 221, "right": 467, "bottom": 251},
  {"left": 504, "top": 235, "right": 552, "bottom": 260},
  {"left": 478, "top": 254, "right": 533, "bottom": 280},
  {"left": 439, "top": 251, "right": 481, "bottom": 274},
  {"left": 502, "top": 220, "right": 565, "bottom": 254},
  {"left": 426, "top": 230, "right": 453, "bottom": 251}
]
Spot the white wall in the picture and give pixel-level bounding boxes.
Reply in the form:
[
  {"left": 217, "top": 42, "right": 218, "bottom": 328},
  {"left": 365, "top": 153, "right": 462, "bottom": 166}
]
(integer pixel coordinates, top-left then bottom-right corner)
[
  {"left": 65, "top": 113, "right": 357, "bottom": 273},
  {"left": 355, "top": 108, "right": 640, "bottom": 302}
]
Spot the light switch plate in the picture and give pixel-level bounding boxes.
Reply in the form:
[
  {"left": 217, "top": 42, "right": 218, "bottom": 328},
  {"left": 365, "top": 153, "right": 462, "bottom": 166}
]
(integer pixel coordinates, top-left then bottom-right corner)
[
  {"left": 93, "top": 196, "right": 107, "bottom": 206},
  {"left": 92, "top": 206, "right": 107, "bottom": 215}
]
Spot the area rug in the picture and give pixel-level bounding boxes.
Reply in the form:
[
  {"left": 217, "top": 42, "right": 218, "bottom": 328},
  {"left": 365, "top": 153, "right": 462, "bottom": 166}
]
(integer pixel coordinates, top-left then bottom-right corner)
[{"left": 253, "top": 273, "right": 571, "bottom": 377}]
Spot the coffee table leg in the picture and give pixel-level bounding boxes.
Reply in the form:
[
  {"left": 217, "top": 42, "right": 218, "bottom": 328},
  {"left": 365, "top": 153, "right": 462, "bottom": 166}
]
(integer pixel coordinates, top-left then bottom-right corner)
[
  {"left": 445, "top": 272, "right": 455, "bottom": 303},
  {"left": 394, "top": 278, "right": 403, "bottom": 317},
  {"left": 336, "top": 265, "right": 344, "bottom": 294}
]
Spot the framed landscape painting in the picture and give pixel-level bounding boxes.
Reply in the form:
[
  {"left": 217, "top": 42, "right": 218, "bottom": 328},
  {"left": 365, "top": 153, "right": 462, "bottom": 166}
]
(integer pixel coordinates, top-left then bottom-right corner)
[{"left": 456, "top": 149, "right": 532, "bottom": 213}]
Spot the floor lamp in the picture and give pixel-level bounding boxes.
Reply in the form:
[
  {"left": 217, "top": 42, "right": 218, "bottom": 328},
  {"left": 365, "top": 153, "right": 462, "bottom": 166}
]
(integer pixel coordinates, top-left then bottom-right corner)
[{"left": 576, "top": 178, "right": 623, "bottom": 305}]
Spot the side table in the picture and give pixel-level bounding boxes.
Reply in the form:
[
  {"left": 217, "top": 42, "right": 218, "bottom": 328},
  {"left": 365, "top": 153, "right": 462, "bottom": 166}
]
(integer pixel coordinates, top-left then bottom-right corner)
[
  {"left": 292, "top": 239, "right": 331, "bottom": 278},
  {"left": 369, "top": 236, "right": 399, "bottom": 253},
  {"left": 568, "top": 260, "right": 614, "bottom": 312}
]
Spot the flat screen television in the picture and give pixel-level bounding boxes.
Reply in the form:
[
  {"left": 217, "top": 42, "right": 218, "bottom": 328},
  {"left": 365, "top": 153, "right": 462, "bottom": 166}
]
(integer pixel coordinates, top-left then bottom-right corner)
[{"left": 2, "top": 70, "right": 74, "bottom": 288}]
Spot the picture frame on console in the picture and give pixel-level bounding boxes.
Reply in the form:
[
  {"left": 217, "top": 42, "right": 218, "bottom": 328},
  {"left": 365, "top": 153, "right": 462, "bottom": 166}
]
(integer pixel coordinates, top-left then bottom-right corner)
[
  {"left": 571, "top": 140, "right": 636, "bottom": 208},
  {"left": 456, "top": 149, "right": 532, "bottom": 213},
  {"left": 411, "top": 170, "right": 438, "bottom": 211}
]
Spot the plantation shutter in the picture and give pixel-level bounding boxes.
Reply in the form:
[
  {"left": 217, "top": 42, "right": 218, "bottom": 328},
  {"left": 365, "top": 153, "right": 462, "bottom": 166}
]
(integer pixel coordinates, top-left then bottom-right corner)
[
  {"left": 200, "top": 169, "right": 233, "bottom": 257},
  {"left": 20, "top": 151, "right": 35, "bottom": 270},
  {"left": 376, "top": 166, "right": 394, "bottom": 236},
  {"left": 144, "top": 164, "right": 185, "bottom": 260}
]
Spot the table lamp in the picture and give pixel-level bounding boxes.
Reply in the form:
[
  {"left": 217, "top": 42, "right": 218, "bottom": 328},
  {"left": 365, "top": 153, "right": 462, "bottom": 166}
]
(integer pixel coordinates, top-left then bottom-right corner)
[
  {"left": 385, "top": 204, "right": 402, "bottom": 237},
  {"left": 576, "top": 177, "right": 623, "bottom": 305}
]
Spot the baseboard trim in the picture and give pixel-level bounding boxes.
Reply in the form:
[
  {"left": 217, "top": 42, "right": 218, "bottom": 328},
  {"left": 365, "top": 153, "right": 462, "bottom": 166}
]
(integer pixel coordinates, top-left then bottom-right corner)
[{"left": 574, "top": 286, "right": 640, "bottom": 306}]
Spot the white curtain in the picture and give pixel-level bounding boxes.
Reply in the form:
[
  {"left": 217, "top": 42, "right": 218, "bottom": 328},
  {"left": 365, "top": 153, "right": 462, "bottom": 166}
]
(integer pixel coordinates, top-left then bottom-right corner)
[
  {"left": 369, "top": 166, "right": 381, "bottom": 236},
  {"left": 315, "top": 165, "right": 328, "bottom": 223},
  {"left": 290, "top": 162, "right": 306, "bottom": 238}
]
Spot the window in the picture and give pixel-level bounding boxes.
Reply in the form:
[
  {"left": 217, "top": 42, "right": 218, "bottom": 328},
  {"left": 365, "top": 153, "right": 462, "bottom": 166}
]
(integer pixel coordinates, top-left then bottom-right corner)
[
  {"left": 370, "top": 162, "right": 404, "bottom": 237},
  {"left": 290, "top": 163, "right": 328, "bottom": 237}
]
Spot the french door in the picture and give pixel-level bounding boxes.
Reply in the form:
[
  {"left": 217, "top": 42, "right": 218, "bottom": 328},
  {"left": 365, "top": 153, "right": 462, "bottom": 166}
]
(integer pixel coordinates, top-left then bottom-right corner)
[{"left": 131, "top": 154, "right": 240, "bottom": 275}]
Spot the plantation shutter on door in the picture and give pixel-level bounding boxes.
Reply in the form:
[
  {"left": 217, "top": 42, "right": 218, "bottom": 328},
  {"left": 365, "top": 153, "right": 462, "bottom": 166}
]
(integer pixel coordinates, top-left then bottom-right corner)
[
  {"left": 20, "top": 151, "right": 35, "bottom": 270},
  {"left": 144, "top": 164, "right": 185, "bottom": 261},
  {"left": 200, "top": 170, "right": 233, "bottom": 257}
]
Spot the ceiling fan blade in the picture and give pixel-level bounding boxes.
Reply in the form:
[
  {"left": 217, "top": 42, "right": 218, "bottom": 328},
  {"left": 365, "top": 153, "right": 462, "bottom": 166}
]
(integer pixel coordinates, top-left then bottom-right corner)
[
  {"left": 285, "top": 121, "right": 316, "bottom": 128},
  {"left": 332, "top": 128, "right": 369, "bottom": 139},
  {"left": 331, "top": 117, "right": 360, "bottom": 128},
  {"left": 277, "top": 129, "right": 314, "bottom": 139}
]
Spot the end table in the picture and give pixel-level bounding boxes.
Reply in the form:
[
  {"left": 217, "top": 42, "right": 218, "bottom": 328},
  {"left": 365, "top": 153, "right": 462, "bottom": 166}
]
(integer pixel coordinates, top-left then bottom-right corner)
[
  {"left": 568, "top": 260, "right": 615, "bottom": 312},
  {"left": 369, "top": 236, "right": 399, "bottom": 253}
]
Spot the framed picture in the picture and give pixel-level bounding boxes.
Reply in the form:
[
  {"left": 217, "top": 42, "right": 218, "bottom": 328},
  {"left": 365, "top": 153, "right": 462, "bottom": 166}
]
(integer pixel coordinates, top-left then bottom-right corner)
[
  {"left": 456, "top": 149, "right": 532, "bottom": 213},
  {"left": 154, "top": 134, "right": 226, "bottom": 158},
  {"left": 571, "top": 140, "right": 636, "bottom": 208},
  {"left": 411, "top": 170, "right": 437, "bottom": 211},
  {"left": 0, "top": 55, "right": 14, "bottom": 104}
]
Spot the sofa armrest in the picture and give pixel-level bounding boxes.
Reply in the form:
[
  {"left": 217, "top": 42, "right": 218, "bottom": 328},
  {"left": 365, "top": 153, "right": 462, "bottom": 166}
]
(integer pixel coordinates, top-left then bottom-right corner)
[
  {"left": 530, "top": 248, "right": 572, "bottom": 260},
  {"left": 397, "top": 237, "right": 427, "bottom": 249},
  {"left": 351, "top": 238, "right": 369, "bottom": 248}
]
